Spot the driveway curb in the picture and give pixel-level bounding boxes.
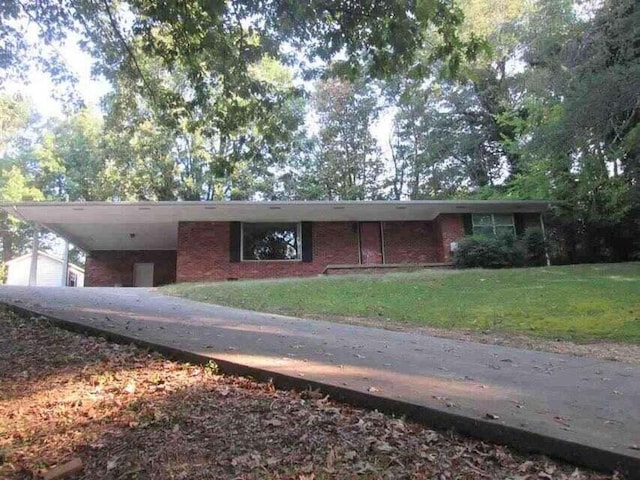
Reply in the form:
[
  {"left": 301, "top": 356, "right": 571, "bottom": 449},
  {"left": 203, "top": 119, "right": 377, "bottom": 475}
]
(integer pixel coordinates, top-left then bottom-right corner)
[{"left": 3, "top": 301, "right": 638, "bottom": 478}]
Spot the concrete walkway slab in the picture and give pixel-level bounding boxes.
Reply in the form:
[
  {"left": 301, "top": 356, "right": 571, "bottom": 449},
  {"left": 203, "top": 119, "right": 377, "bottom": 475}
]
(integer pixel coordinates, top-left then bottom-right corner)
[{"left": 0, "top": 286, "right": 638, "bottom": 477}]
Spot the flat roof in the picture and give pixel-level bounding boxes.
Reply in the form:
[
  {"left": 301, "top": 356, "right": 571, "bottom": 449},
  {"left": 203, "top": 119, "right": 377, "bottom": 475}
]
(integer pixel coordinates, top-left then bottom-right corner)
[{"left": 0, "top": 200, "right": 550, "bottom": 251}]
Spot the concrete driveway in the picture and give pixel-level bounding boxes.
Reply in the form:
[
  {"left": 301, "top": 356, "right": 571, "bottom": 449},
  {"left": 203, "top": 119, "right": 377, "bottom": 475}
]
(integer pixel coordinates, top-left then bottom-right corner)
[{"left": 0, "top": 286, "right": 638, "bottom": 476}]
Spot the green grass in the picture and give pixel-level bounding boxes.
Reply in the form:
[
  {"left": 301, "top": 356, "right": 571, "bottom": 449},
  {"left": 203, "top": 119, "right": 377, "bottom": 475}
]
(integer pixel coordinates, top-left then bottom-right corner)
[{"left": 161, "top": 263, "right": 640, "bottom": 344}]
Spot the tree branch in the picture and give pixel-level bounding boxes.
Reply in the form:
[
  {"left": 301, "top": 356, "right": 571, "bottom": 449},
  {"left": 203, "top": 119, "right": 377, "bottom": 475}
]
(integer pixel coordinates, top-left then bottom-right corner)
[{"left": 100, "top": 0, "right": 157, "bottom": 103}]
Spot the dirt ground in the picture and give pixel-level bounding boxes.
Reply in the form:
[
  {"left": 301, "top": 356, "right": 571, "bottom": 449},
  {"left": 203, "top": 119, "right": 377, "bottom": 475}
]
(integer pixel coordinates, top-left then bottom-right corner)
[
  {"left": 0, "top": 309, "right": 623, "bottom": 479},
  {"left": 312, "top": 314, "right": 640, "bottom": 366}
]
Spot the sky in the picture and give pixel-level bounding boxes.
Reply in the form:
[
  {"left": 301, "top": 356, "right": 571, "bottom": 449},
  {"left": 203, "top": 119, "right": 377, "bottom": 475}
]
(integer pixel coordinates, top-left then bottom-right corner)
[{"left": 2, "top": 20, "right": 111, "bottom": 118}]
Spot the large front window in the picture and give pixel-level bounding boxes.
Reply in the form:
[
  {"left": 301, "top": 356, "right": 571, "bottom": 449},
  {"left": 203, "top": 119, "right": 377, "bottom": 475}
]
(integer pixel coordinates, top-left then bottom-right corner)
[
  {"left": 241, "top": 222, "right": 301, "bottom": 261},
  {"left": 472, "top": 214, "right": 515, "bottom": 237}
]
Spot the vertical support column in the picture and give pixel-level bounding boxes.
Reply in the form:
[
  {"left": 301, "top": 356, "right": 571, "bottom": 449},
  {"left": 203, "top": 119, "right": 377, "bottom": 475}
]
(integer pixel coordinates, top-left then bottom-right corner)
[
  {"left": 379, "top": 222, "right": 386, "bottom": 265},
  {"left": 60, "top": 239, "right": 69, "bottom": 286},
  {"left": 540, "top": 214, "right": 551, "bottom": 266},
  {"left": 438, "top": 214, "right": 465, "bottom": 263},
  {"left": 28, "top": 226, "right": 39, "bottom": 286}
]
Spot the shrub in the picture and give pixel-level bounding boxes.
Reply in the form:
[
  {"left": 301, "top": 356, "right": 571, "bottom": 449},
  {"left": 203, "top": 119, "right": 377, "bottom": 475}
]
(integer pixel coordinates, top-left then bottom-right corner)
[
  {"left": 454, "top": 235, "right": 511, "bottom": 268},
  {"left": 522, "top": 228, "right": 547, "bottom": 266},
  {"left": 453, "top": 232, "right": 537, "bottom": 269}
]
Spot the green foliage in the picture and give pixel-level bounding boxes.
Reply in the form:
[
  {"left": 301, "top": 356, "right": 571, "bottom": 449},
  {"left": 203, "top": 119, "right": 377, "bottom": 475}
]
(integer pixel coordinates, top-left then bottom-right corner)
[
  {"left": 454, "top": 233, "right": 526, "bottom": 269},
  {"left": 99, "top": 50, "right": 306, "bottom": 201},
  {"left": 204, "top": 360, "right": 220, "bottom": 376},
  {"left": 32, "top": 109, "right": 108, "bottom": 201},
  {"left": 0, "top": 0, "right": 480, "bottom": 129},
  {"left": 0, "top": 166, "right": 43, "bottom": 202},
  {"left": 453, "top": 229, "right": 550, "bottom": 269},
  {"left": 0, "top": 94, "right": 30, "bottom": 153},
  {"left": 453, "top": 236, "right": 508, "bottom": 269},
  {"left": 522, "top": 229, "right": 547, "bottom": 266},
  {"left": 293, "top": 78, "right": 383, "bottom": 200}
]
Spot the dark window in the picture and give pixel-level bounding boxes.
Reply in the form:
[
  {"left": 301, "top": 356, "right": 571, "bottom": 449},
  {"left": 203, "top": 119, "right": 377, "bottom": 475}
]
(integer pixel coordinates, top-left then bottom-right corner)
[
  {"left": 242, "top": 223, "right": 301, "bottom": 261},
  {"left": 68, "top": 271, "right": 77, "bottom": 287}
]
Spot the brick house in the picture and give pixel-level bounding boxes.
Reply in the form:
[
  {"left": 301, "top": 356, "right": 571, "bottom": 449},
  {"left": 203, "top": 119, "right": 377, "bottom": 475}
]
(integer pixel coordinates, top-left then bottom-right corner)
[{"left": 2, "top": 201, "right": 549, "bottom": 287}]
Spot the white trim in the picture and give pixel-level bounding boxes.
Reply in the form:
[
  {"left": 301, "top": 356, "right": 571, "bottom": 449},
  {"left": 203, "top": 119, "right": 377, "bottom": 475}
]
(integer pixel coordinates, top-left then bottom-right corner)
[
  {"left": 540, "top": 214, "right": 551, "bottom": 266},
  {"left": 240, "top": 222, "right": 302, "bottom": 262},
  {"left": 29, "top": 228, "right": 38, "bottom": 287}
]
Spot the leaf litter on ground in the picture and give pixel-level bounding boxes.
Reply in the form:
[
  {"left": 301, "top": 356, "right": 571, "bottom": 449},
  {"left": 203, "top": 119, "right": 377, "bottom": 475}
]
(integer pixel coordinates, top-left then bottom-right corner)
[{"left": 0, "top": 308, "right": 623, "bottom": 479}]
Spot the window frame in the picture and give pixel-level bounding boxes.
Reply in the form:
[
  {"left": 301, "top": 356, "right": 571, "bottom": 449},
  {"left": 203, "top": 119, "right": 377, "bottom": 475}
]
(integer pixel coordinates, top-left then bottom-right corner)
[
  {"left": 240, "top": 222, "right": 303, "bottom": 262},
  {"left": 471, "top": 213, "right": 516, "bottom": 237}
]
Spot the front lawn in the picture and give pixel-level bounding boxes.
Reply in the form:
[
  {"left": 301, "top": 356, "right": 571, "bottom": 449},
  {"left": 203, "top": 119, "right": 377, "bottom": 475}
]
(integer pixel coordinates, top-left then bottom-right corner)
[{"left": 162, "top": 262, "right": 640, "bottom": 344}]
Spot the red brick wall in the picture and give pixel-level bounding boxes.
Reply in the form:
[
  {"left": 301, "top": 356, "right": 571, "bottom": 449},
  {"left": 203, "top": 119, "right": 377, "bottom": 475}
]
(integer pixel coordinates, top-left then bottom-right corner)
[
  {"left": 176, "top": 221, "right": 360, "bottom": 282},
  {"left": 177, "top": 217, "right": 467, "bottom": 282},
  {"left": 436, "top": 214, "right": 465, "bottom": 262},
  {"left": 85, "top": 250, "right": 176, "bottom": 287},
  {"left": 382, "top": 221, "right": 442, "bottom": 263}
]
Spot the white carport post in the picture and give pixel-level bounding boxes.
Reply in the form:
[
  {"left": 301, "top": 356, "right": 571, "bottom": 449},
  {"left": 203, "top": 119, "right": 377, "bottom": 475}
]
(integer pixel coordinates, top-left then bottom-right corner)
[
  {"left": 540, "top": 214, "right": 551, "bottom": 266},
  {"left": 28, "top": 225, "right": 39, "bottom": 286},
  {"left": 60, "top": 239, "right": 69, "bottom": 286}
]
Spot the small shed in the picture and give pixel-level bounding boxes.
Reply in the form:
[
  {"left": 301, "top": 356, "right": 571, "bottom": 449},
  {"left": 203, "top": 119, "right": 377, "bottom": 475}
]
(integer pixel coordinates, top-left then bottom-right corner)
[{"left": 5, "top": 251, "right": 85, "bottom": 287}]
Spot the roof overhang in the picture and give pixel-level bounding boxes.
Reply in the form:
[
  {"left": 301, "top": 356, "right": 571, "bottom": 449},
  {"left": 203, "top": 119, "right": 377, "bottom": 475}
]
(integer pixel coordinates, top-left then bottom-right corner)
[{"left": 0, "top": 200, "right": 551, "bottom": 252}]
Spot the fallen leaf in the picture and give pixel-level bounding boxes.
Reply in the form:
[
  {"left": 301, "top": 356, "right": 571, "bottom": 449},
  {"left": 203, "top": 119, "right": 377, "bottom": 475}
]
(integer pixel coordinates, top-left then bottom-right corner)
[
  {"left": 518, "top": 460, "right": 534, "bottom": 472},
  {"left": 124, "top": 380, "right": 136, "bottom": 394},
  {"left": 106, "top": 457, "right": 119, "bottom": 471},
  {"left": 41, "top": 458, "right": 83, "bottom": 480},
  {"left": 343, "top": 450, "right": 357, "bottom": 461},
  {"left": 375, "top": 441, "right": 395, "bottom": 453}
]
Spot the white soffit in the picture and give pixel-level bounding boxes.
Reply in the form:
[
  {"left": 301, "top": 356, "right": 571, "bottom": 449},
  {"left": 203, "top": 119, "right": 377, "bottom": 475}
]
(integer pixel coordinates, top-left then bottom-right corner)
[{"left": 1, "top": 200, "right": 550, "bottom": 251}]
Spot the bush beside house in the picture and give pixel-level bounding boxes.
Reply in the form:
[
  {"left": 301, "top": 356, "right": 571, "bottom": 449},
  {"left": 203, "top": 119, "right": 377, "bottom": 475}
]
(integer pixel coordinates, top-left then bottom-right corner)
[{"left": 454, "top": 229, "right": 548, "bottom": 269}]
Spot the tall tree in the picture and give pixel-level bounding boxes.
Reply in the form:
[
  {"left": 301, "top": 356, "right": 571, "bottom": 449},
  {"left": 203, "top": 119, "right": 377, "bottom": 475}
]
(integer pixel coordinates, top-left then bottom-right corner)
[
  {"left": 502, "top": 0, "right": 639, "bottom": 261},
  {"left": 101, "top": 53, "right": 306, "bottom": 201},
  {"left": 0, "top": 95, "right": 44, "bottom": 261},
  {"left": 32, "top": 110, "right": 109, "bottom": 201},
  {"left": 296, "top": 78, "right": 383, "bottom": 200},
  {"left": 388, "top": 81, "right": 465, "bottom": 199}
]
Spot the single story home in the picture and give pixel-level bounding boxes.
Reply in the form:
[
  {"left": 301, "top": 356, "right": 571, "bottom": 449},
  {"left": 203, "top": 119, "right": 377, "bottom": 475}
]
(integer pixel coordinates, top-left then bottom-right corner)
[
  {"left": 0, "top": 200, "right": 550, "bottom": 287},
  {"left": 5, "top": 250, "right": 85, "bottom": 287}
]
